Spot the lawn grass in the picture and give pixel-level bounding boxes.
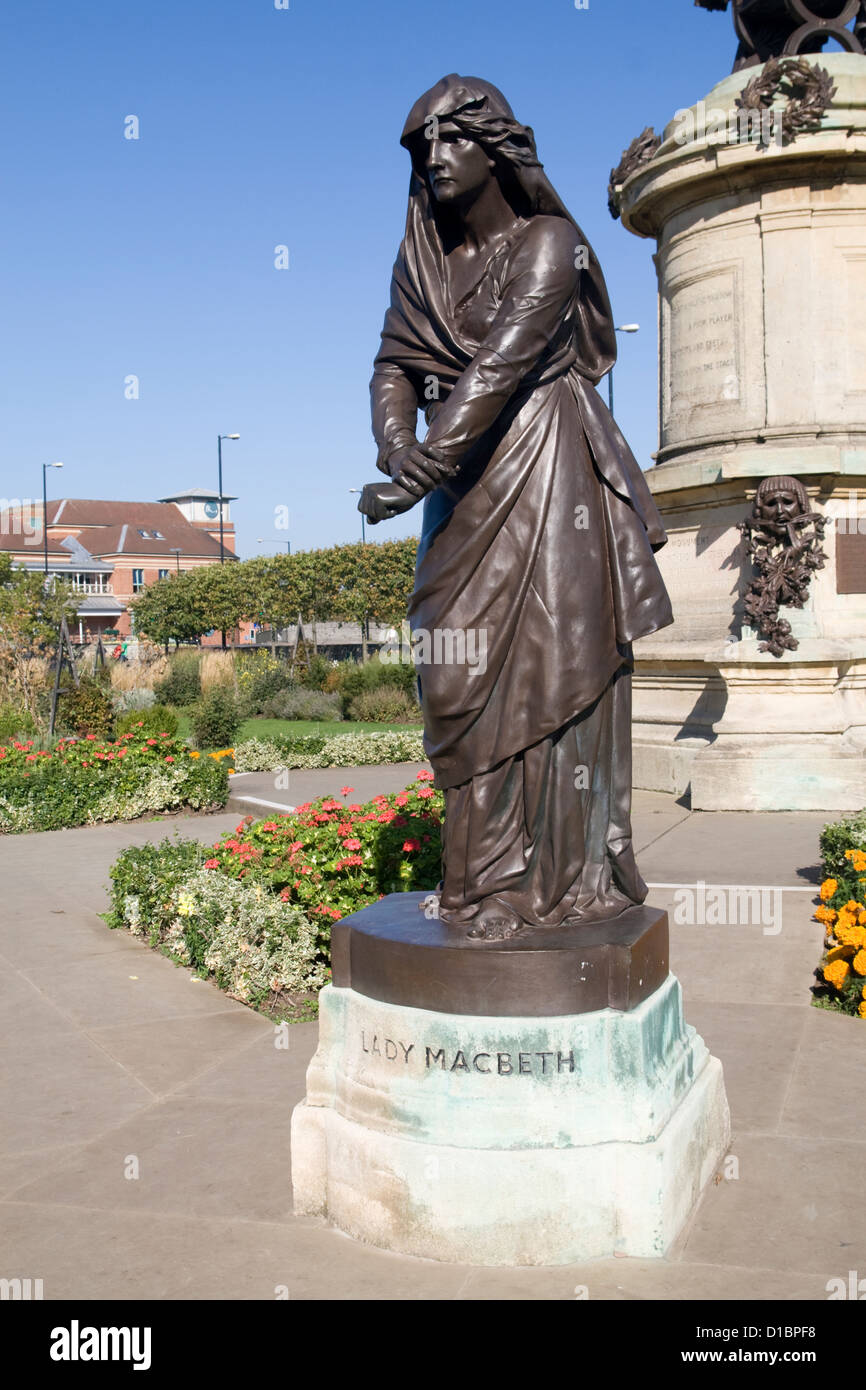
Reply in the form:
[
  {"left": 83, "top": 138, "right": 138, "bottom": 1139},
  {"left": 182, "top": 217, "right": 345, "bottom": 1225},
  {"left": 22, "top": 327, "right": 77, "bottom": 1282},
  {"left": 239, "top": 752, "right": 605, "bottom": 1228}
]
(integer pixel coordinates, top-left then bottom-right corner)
[{"left": 174, "top": 714, "right": 422, "bottom": 744}]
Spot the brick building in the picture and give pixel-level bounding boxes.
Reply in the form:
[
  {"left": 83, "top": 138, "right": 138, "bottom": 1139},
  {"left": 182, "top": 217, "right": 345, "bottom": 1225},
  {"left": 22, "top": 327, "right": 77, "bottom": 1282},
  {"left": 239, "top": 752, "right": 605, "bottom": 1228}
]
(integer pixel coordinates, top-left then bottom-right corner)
[{"left": 0, "top": 488, "right": 238, "bottom": 642}]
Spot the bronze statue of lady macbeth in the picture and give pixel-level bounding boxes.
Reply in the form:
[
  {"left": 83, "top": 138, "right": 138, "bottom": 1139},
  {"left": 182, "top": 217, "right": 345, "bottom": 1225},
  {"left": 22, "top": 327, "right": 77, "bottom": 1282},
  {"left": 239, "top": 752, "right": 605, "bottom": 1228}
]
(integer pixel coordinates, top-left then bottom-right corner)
[{"left": 358, "top": 74, "right": 673, "bottom": 941}]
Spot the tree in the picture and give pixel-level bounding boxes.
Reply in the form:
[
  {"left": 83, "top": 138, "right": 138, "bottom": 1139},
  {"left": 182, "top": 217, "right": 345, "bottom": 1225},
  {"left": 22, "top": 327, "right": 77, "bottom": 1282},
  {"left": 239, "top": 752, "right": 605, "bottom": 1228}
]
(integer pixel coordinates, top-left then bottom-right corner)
[
  {"left": 130, "top": 571, "right": 207, "bottom": 649},
  {"left": 129, "top": 536, "right": 420, "bottom": 651},
  {"left": 0, "top": 554, "right": 71, "bottom": 729}
]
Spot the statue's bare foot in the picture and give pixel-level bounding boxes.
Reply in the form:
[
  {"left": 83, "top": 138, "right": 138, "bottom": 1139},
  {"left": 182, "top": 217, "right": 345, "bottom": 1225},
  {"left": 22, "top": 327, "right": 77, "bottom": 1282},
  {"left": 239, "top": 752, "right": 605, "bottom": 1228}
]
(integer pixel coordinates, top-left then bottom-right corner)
[{"left": 466, "top": 897, "right": 523, "bottom": 941}]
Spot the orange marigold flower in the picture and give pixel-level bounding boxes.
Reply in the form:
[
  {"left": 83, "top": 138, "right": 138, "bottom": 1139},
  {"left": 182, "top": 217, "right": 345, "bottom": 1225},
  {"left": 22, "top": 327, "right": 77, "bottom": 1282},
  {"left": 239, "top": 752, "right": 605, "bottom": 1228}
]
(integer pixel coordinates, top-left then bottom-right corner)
[
  {"left": 859, "top": 1001, "right": 866, "bottom": 1019},
  {"left": 853, "top": 949, "right": 866, "bottom": 977},
  {"left": 814, "top": 905, "right": 837, "bottom": 925},
  {"left": 820, "top": 879, "right": 838, "bottom": 901},
  {"left": 835, "top": 922, "right": 866, "bottom": 950},
  {"left": 824, "top": 958, "right": 851, "bottom": 988}
]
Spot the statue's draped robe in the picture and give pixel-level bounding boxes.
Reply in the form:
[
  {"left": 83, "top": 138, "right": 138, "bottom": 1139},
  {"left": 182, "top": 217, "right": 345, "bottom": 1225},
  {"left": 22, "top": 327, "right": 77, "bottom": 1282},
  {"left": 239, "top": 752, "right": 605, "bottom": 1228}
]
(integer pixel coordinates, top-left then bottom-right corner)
[{"left": 370, "top": 76, "right": 673, "bottom": 926}]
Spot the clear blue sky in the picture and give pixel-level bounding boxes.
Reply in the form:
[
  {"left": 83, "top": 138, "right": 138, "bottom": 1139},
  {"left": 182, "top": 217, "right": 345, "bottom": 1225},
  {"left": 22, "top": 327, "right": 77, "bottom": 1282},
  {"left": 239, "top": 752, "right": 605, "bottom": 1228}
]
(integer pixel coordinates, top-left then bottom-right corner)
[{"left": 0, "top": 0, "right": 734, "bottom": 556}]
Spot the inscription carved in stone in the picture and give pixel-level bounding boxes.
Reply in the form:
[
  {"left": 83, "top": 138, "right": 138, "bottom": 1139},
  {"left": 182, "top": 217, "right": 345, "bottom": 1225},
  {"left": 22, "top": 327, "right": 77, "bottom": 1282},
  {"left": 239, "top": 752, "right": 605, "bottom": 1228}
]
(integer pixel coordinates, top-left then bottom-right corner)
[{"left": 668, "top": 271, "right": 740, "bottom": 417}]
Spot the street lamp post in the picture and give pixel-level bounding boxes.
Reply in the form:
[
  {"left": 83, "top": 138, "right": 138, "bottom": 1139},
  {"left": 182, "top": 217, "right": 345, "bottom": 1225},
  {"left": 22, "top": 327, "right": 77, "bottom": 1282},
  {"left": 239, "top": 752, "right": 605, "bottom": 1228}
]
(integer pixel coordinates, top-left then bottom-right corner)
[
  {"left": 217, "top": 433, "right": 239, "bottom": 650},
  {"left": 256, "top": 538, "right": 291, "bottom": 554},
  {"left": 348, "top": 489, "right": 366, "bottom": 544},
  {"left": 42, "top": 461, "right": 63, "bottom": 576},
  {"left": 169, "top": 547, "right": 182, "bottom": 573},
  {"left": 217, "top": 434, "right": 240, "bottom": 564},
  {"left": 607, "top": 324, "right": 640, "bottom": 419}
]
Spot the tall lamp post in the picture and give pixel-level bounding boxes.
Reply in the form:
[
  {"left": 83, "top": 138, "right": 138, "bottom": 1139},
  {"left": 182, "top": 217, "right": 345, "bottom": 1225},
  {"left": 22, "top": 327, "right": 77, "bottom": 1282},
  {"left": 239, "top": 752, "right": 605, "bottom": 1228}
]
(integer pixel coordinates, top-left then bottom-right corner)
[
  {"left": 348, "top": 489, "right": 366, "bottom": 544},
  {"left": 42, "top": 461, "right": 63, "bottom": 576},
  {"left": 169, "top": 547, "right": 182, "bottom": 574},
  {"left": 257, "top": 538, "right": 291, "bottom": 554},
  {"left": 607, "top": 324, "right": 640, "bottom": 418},
  {"left": 217, "top": 433, "right": 239, "bottom": 649},
  {"left": 216, "top": 433, "right": 240, "bottom": 564}
]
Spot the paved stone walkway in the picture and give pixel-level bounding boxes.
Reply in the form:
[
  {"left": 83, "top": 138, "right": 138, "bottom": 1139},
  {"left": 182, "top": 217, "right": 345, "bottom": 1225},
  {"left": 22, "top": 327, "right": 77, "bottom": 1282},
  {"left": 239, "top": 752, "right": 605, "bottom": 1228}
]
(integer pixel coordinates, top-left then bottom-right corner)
[{"left": 1, "top": 767, "right": 862, "bottom": 1299}]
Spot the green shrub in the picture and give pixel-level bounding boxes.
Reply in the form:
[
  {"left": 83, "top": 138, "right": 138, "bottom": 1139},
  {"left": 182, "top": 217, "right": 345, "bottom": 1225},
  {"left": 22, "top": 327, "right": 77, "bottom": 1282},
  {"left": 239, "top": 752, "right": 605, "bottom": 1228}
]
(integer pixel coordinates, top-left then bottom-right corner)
[
  {"left": 0, "top": 703, "right": 36, "bottom": 740},
  {"left": 329, "top": 655, "right": 418, "bottom": 717},
  {"left": 57, "top": 676, "right": 116, "bottom": 739},
  {"left": 819, "top": 813, "right": 866, "bottom": 880},
  {"left": 235, "top": 651, "right": 295, "bottom": 717},
  {"left": 348, "top": 688, "right": 421, "bottom": 723},
  {"left": 115, "top": 704, "right": 180, "bottom": 740},
  {"left": 106, "top": 845, "right": 326, "bottom": 1008},
  {"left": 260, "top": 688, "right": 342, "bottom": 721},
  {"left": 105, "top": 837, "right": 207, "bottom": 935},
  {"left": 298, "top": 653, "right": 332, "bottom": 691},
  {"left": 191, "top": 686, "right": 240, "bottom": 750},
  {"left": 155, "top": 651, "right": 201, "bottom": 707}
]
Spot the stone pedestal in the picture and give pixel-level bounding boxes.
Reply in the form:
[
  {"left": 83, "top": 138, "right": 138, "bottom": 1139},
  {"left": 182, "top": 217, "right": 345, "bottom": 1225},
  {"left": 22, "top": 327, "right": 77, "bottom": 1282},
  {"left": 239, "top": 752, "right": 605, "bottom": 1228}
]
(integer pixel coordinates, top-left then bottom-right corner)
[
  {"left": 291, "top": 895, "right": 730, "bottom": 1266},
  {"left": 620, "top": 55, "right": 866, "bottom": 809}
]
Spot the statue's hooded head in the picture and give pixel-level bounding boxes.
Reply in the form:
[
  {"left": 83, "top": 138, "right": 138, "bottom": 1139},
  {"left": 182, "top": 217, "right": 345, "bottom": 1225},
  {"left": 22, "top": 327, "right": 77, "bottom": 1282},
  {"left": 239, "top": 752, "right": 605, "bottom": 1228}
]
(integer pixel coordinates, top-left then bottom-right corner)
[
  {"left": 400, "top": 74, "right": 578, "bottom": 241},
  {"left": 387, "top": 74, "right": 615, "bottom": 385}
]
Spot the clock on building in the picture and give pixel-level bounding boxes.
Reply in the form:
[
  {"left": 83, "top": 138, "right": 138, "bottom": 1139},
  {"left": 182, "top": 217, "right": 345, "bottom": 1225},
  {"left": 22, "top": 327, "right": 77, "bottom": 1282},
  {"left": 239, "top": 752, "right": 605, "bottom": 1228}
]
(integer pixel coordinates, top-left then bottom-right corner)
[{"left": 204, "top": 500, "right": 219, "bottom": 519}]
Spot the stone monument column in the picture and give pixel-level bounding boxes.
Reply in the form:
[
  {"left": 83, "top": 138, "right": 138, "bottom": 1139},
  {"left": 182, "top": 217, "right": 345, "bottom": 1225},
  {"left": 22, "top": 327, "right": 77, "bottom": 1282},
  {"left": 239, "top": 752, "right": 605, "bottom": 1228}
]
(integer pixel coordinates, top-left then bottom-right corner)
[{"left": 618, "top": 54, "right": 866, "bottom": 810}]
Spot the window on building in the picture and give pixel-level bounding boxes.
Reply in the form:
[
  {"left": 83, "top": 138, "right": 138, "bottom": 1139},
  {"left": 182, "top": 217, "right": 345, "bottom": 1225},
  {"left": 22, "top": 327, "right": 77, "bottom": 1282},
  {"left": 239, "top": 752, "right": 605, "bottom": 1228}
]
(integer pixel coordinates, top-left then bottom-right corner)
[
  {"left": 158, "top": 569, "right": 169, "bottom": 580},
  {"left": 151, "top": 531, "right": 164, "bottom": 540},
  {"left": 132, "top": 568, "right": 144, "bottom": 593},
  {"left": 137, "top": 529, "right": 150, "bottom": 538}
]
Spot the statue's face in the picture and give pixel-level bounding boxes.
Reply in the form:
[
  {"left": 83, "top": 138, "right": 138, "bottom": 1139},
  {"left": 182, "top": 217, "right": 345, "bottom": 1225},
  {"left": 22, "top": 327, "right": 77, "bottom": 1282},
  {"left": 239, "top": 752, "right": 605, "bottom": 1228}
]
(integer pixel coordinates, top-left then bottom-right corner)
[
  {"left": 423, "top": 119, "right": 494, "bottom": 204},
  {"left": 759, "top": 488, "right": 802, "bottom": 524}
]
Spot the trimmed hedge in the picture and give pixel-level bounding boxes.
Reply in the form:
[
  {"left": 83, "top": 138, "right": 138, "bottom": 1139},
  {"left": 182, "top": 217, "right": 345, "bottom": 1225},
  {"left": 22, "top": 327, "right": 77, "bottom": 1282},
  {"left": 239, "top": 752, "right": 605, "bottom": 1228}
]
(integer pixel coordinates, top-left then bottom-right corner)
[{"left": 232, "top": 729, "right": 426, "bottom": 773}]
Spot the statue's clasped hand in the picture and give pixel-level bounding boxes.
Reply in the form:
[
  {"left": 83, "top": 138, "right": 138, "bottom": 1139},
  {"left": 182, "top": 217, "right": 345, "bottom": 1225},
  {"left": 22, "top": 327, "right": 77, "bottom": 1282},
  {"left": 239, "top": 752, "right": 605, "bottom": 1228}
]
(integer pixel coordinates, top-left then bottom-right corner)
[
  {"left": 389, "top": 442, "right": 450, "bottom": 497},
  {"left": 358, "top": 443, "right": 453, "bottom": 524},
  {"left": 357, "top": 480, "right": 417, "bottom": 525}
]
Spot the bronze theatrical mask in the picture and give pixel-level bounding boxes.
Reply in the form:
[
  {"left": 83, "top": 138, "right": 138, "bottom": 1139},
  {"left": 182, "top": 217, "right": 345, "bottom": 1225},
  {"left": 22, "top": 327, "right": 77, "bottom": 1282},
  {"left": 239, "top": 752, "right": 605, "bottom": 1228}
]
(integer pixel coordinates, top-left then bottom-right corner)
[
  {"left": 357, "top": 75, "right": 673, "bottom": 941},
  {"left": 738, "top": 475, "right": 827, "bottom": 656}
]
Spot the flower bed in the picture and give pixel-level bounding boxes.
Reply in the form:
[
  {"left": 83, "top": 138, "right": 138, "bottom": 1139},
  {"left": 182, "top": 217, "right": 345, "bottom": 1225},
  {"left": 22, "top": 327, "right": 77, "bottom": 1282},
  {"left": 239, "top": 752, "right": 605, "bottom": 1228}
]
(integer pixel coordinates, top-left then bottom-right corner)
[
  {"left": 105, "top": 838, "right": 325, "bottom": 1012},
  {"left": 813, "top": 816, "right": 866, "bottom": 1018},
  {"left": 232, "top": 729, "right": 426, "bottom": 773},
  {"left": 0, "top": 732, "right": 228, "bottom": 832},
  {"left": 205, "top": 770, "right": 442, "bottom": 937},
  {"left": 105, "top": 773, "right": 444, "bottom": 1018}
]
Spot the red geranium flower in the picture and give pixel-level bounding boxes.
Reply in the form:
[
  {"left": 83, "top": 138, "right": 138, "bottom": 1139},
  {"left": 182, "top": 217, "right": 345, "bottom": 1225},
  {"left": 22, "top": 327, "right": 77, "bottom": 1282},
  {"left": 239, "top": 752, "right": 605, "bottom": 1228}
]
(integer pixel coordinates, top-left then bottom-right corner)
[{"left": 402, "top": 839, "right": 421, "bottom": 852}]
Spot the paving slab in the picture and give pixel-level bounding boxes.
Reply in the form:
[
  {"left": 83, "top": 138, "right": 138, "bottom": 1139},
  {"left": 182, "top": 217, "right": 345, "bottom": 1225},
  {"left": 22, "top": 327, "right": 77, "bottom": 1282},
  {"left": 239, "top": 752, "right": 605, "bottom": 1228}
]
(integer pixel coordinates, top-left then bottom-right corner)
[{"left": 227, "top": 761, "right": 427, "bottom": 814}]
